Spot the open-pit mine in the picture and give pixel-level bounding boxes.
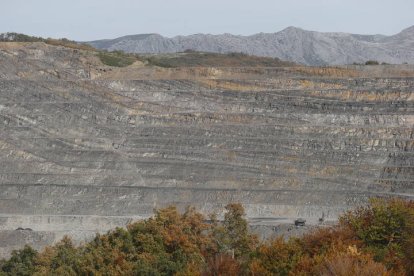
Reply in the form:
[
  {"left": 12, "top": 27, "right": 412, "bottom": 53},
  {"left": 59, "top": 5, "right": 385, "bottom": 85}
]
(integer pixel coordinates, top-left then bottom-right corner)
[{"left": 0, "top": 42, "right": 414, "bottom": 257}]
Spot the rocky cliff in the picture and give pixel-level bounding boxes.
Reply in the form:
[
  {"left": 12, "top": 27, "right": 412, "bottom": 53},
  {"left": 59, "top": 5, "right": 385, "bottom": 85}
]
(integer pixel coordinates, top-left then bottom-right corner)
[{"left": 0, "top": 42, "right": 413, "bottom": 257}]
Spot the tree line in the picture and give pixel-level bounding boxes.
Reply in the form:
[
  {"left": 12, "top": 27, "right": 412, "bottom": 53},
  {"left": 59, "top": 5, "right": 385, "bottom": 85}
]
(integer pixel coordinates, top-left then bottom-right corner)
[{"left": 1, "top": 199, "right": 413, "bottom": 275}]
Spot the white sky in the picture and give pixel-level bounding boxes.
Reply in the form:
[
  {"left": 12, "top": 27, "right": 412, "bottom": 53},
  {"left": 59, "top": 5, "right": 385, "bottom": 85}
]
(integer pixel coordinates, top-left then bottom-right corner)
[{"left": 1, "top": 0, "right": 413, "bottom": 40}]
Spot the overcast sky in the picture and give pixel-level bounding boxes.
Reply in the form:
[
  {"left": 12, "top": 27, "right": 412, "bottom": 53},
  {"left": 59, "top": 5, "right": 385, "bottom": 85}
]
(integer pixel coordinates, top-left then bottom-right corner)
[{"left": 1, "top": 0, "right": 413, "bottom": 40}]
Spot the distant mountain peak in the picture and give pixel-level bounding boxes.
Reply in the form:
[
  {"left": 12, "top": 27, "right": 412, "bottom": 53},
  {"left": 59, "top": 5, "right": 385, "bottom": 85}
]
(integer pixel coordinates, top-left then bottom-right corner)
[
  {"left": 281, "top": 26, "right": 306, "bottom": 32},
  {"left": 122, "top": 33, "right": 161, "bottom": 40},
  {"left": 399, "top": 25, "right": 414, "bottom": 35},
  {"left": 86, "top": 26, "right": 414, "bottom": 66}
]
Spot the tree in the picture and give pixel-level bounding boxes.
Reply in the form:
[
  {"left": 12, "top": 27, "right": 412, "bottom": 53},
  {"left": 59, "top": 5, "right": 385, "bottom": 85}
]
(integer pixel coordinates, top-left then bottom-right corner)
[
  {"left": 34, "top": 236, "right": 83, "bottom": 275},
  {"left": 0, "top": 246, "right": 37, "bottom": 276},
  {"left": 318, "top": 247, "right": 390, "bottom": 276},
  {"left": 2, "top": 200, "right": 413, "bottom": 275},
  {"left": 211, "top": 204, "right": 257, "bottom": 260},
  {"left": 250, "top": 238, "right": 302, "bottom": 276},
  {"left": 340, "top": 198, "right": 414, "bottom": 273}
]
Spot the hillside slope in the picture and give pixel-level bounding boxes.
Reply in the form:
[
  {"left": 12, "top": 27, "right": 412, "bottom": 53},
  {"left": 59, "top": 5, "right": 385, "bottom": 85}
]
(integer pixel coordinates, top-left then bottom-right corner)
[{"left": 88, "top": 26, "right": 414, "bottom": 65}]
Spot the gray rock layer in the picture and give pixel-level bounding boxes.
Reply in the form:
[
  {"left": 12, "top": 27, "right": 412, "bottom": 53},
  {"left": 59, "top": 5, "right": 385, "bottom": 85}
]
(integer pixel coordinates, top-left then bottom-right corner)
[{"left": 87, "top": 26, "right": 414, "bottom": 65}]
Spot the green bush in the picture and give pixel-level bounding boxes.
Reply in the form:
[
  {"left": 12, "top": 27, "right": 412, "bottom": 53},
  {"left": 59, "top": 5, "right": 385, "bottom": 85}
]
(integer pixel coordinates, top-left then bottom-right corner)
[
  {"left": 0, "top": 33, "right": 44, "bottom": 42},
  {"left": 365, "top": 60, "right": 380, "bottom": 65},
  {"left": 97, "top": 51, "right": 136, "bottom": 67},
  {"left": 0, "top": 246, "right": 37, "bottom": 276}
]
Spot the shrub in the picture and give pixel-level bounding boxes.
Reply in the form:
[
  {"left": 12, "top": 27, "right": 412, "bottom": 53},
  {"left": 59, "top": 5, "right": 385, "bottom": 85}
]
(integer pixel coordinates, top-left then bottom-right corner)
[
  {"left": 365, "top": 60, "right": 380, "bottom": 65},
  {"left": 97, "top": 51, "right": 136, "bottom": 67}
]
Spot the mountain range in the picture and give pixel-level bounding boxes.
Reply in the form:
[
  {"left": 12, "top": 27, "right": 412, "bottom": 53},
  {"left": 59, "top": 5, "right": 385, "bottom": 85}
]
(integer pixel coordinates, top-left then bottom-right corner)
[{"left": 87, "top": 26, "right": 414, "bottom": 66}]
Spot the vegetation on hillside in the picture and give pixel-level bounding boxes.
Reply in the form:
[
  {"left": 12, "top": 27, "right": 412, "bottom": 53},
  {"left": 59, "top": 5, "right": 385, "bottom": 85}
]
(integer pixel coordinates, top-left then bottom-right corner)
[
  {"left": 1, "top": 33, "right": 297, "bottom": 68},
  {"left": 365, "top": 60, "right": 380, "bottom": 65},
  {"left": 351, "top": 60, "right": 391, "bottom": 65},
  {"left": 0, "top": 198, "right": 413, "bottom": 275},
  {"left": 145, "top": 51, "right": 296, "bottom": 68},
  {"left": 97, "top": 50, "right": 297, "bottom": 68},
  {"left": 1, "top": 33, "right": 137, "bottom": 67},
  {"left": 97, "top": 51, "right": 137, "bottom": 67},
  {"left": 0, "top": 32, "right": 95, "bottom": 51},
  {"left": 0, "top": 33, "right": 45, "bottom": 43},
  {"left": 43, "top": 38, "right": 95, "bottom": 51}
]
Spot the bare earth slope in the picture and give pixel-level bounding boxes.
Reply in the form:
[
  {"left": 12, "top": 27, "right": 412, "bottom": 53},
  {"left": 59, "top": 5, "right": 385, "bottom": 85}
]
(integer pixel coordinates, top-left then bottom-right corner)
[
  {"left": 0, "top": 42, "right": 414, "bottom": 257},
  {"left": 87, "top": 26, "right": 414, "bottom": 65}
]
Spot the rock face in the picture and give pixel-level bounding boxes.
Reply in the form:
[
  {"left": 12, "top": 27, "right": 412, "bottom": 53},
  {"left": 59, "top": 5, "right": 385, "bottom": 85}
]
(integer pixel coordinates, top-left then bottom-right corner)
[
  {"left": 0, "top": 42, "right": 414, "bottom": 257},
  {"left": 87, "top": 26, "right": 414, "bottom": 65}
]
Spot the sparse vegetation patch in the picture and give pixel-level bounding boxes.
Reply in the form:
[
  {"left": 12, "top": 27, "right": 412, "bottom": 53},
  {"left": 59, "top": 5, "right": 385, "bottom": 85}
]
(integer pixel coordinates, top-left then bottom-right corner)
[
  {"left": 145, "top": 51, "right": 296, "bottom": 68},
  {"left": 0, "top": 32, "right": 95, "bottom": 51},
  {"left": 97, "top": 50, "right": 137, "bottom": 67}
]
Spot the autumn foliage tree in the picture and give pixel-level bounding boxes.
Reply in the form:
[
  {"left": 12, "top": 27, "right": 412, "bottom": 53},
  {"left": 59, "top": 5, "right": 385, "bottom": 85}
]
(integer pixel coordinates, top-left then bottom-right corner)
[
  {"left": 340, "top": 198, "right": 414, "bottom": 274},
  {"left": 1, "top": 199, "right": 413, "bottom": 275}
]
